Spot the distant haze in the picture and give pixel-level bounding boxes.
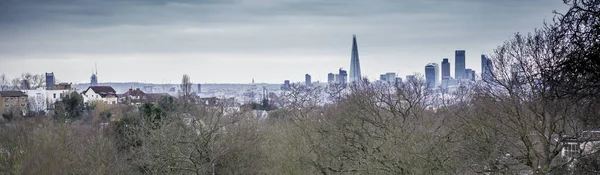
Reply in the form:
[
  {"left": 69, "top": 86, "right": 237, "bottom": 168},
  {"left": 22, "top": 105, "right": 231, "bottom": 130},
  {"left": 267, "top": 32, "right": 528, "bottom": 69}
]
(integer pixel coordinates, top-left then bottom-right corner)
[{"left": 0, "top": 0, "right": 566, "bottom": 84}]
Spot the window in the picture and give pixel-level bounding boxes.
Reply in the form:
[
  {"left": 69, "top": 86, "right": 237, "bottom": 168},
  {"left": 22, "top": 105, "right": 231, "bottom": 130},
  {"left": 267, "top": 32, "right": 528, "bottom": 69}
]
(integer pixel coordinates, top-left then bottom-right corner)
[
  {"left": 4, "top": 97, "right": 8, "bottom": 102},
  {"left": 53, "top": 93, "right": 56, "bottom": 98},
  {"left": 20, "top": 104, "right": 25, "bottom": 107},
  {"left": 21, "top": 97, "right": 25, "bottom": 101},
  {"left": 563, "top": 143, "right": 580, "bottom": 158},
  {"left": 4, "top": 104, "right": 8, "bottom": 107}
]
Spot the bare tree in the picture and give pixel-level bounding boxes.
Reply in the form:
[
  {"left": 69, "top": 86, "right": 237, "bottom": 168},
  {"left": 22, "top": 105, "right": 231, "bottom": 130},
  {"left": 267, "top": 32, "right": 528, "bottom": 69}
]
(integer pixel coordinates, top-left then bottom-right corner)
[
  {"left": 180, "top": 74, "right": 193, "bottom": 103},
  {"left": 281, "top": 78, "right": 461, "bottom": 174},
  {"left": 10, "top": 78, "right": 21, "bottom": 90},
  {"left": 547, "top": 0, "right": 600, "bottom": 100},
  {"left": 7, "top": 73, "right": 45, "bottom": 90},
  {"left": 28, "top": 95, "right": 47, "bottom": 115},
  {"left": 458, "top": 29, "right": 589, "bottom": 173},
  {"left": 325, "top": 82, "right": 345, "bottom": 102},
  {"left": 0, "top": 74, "right": 9, "bottom": 91},
  {"left": 125, "top": 103, "right": 265, "bottom": 174}
]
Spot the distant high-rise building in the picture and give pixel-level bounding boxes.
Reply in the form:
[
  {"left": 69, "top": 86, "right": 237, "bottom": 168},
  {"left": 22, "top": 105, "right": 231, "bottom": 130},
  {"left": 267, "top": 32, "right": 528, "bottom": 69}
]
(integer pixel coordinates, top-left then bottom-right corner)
[
  {"left": 430, "top": 63, "right": 440, "bottom": 86},
  {"left": 380, "top": 72, "right": 397, "bottom": 84},
  {"left": 464, "top": 69, "right": 476, "bottom": 81},
  {"left": 425, "top": 64, "right": 436, "bottom": 88},
  {"left": 281, "top": 80, "right": 291, "bottom": 90},
  {"left": 385, "top": 72, "right": 396, "bottom": 84},
  {"left": 481, "top": 55, "right": 493, "bottom": 81},
  {"left": 327, "top": 73, "right": 335, "bottom": 83},
  {"left": 339, "top": 68, "right": 348, "bottom": 84},
  {"left": 395, "top": 77, "right": 403, "bottom": 85},
  {"left": 90, "top": 74, "right": 98, "bottom": 86},
  {"left": 455, "top": 50, "right": 466, "bottom": 80},
  {"left": 379, "top": 74, "right": 387, "bottom": 82},
  {"left": 197, "top": 84, "right": 202, "bottom": 93},
  {"left": 45, "top": 72, "right": 55, "bottom": 90},
  {"left": 90, "top": 64, "right": 98, "bottom": 86},
  {"left": 441, "top": 58, "right": 450, "bottom": 80},
  {"left": 349, "top": 35, "right": 362, "bottom": 83},
  {"left": 305, "top": 74, "right": 312, "bottom": 86}
]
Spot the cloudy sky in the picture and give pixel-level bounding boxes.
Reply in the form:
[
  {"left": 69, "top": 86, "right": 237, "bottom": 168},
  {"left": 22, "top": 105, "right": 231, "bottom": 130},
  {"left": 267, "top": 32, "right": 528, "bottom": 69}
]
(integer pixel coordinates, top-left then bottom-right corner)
[{"left": 0, "top": 0, "right": 566, "bottom": 84}]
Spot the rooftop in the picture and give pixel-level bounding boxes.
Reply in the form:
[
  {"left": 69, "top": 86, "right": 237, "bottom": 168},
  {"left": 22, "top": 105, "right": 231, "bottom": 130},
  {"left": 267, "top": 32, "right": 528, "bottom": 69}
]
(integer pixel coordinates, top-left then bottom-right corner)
[{"left": 0, "top": 91, "right": 27, "bottom": 97}]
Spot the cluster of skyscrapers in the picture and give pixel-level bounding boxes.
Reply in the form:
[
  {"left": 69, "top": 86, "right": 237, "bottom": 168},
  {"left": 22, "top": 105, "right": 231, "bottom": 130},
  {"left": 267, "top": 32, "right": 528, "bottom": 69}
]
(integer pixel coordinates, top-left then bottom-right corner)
[
  {"left": 326, "top": 35, "right": 361, "bottom": 85},
  {"left": 379, "top": 72, "right": 402, "bottom": 84},
  {"left": 282, "top": 35, "right": 496, "bottom": 91},
  {"left": 424, "top": 50, "right": 494, "bottom": 90},
  {"left": 327, "top": 68, "right": 348, "bottom": 85}
]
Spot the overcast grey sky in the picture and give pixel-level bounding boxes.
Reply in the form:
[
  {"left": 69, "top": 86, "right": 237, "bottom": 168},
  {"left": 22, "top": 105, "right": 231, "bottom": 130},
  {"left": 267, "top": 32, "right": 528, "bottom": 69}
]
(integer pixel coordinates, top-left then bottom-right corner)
[{"left": 0, "top": 0, "right": 566, "bottom": 84}]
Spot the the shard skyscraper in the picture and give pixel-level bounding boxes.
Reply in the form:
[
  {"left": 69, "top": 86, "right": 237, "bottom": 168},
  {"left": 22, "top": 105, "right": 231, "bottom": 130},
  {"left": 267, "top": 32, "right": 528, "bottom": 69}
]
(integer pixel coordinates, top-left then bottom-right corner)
[{"left": 349, "top": 35, "right": 362, "bottom": 82}]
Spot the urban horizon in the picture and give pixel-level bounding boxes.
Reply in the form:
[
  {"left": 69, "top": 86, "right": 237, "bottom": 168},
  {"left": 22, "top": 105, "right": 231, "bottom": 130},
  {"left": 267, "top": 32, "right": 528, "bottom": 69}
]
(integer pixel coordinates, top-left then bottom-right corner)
[
  {"left": 0, "top": 0, "right": 566, "bottom": 84},
  {"left": 5, "top": 36, "right": 510, "bottom": 85}
]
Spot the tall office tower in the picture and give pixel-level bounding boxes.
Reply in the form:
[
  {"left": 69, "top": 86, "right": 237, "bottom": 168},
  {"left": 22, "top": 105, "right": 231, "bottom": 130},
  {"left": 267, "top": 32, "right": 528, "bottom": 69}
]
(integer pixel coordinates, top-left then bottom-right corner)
[
  {"left": 197, "top": 84, "right": 202, "bottom": 93},
  {"left": 441, "top": 58, "right": 450, "bottom": 80},
  {"left": 431, "top": 63, "right": 440, "bottom": 86},
  {"left": 327, "top": 73, "right": 335, "bottom": 83},
  {"left": 425, "top": 64, "right": 436, "bottom": 88},
  {"left": 481, "top": 55, "right": 493, "bottom": 81},
  {"left": 455, "top": 50, "right": 466, "bottom": 80},
  {"left": 339, "top": 68, "right": 348, "bottom": 84},
  {"left": 349, "top": 35, "right": 362, "bottom": 83},
  {"left": 90, "top": 64, "right": 98, "bottom": 86},
  {"left": 45, "top": 72, "right": 55, "bottom": 90},
  {"left": 305, "top": 74, "right": 312, "bottom": 86}
]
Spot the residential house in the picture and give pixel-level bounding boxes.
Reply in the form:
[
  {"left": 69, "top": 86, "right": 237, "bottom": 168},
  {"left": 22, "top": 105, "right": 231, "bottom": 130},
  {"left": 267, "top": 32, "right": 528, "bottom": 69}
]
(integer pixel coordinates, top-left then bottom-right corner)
[
  {"left": 22, "top": 88, "right": 75, "bottom": 113},
  {"left": 0, "top": 91, "right": 28, "bottom": 116},
  {"left": 54, "top": 83, "right": 73, "bottom": 90},
  {"left": 561, "top": 129, "right": 600, "bottom": 159},
  {"left": 119, "top": 88, "right": 169, "bottom": 106},
  {"left": 199, "top": 97, "right": 237, "bottom": 107},
  {"left": 82, "top": 86, "right": 118, "bottom": 104}
]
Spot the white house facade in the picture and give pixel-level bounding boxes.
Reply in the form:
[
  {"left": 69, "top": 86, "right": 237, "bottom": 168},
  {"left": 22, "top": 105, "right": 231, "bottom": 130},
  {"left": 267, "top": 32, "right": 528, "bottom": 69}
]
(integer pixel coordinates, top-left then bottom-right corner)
[
  {"left": 81, "top": 86, "right": 118, "bottom": 104},
  {"left": 22, "top": 88, "right": 76, "bottom": 113}
]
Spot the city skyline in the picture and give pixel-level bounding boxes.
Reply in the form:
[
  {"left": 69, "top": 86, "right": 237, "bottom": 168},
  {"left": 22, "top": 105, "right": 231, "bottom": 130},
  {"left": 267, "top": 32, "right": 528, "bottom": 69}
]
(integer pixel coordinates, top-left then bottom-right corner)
[{"left": 0, "top": 0, "right": 567, "bottom": 84}]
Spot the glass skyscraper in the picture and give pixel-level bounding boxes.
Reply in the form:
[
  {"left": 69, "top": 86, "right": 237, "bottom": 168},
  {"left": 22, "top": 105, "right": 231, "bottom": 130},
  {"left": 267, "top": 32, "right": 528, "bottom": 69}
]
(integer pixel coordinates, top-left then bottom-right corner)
[
  {"left": 455, "top": 50, "right": 466, "bottom": 80},
  {"left": 441, "top": 58, "right": 450, "bottom": 80},
  {"left": 425, "top": 63, "right": 436, "bottom": 88},
  {"left": 349, "top": 35, "right": 362, "bottom": 83},
  {"left": 481, "top": 54, "right": 493, "bottom": 81},
  {"left": 327, "top": 73, "right": 335, "bottom": 83}
]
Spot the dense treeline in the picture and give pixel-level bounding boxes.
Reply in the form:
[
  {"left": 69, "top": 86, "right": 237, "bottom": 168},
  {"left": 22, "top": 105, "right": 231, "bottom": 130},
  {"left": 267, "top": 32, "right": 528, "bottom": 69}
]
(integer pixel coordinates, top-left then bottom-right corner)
[{"left": 1, "top": 0, "right": 599, "bottom": 174}]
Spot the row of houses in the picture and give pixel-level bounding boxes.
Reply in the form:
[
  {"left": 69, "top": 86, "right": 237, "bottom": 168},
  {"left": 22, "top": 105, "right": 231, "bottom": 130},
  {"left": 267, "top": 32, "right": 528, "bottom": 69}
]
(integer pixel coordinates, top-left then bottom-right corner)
[
  {"left": 1, "top": 85, "right": 143, "bottom": 115},
  {"left": 1, "top": 85, "right": 236, "bottom": 117}
]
